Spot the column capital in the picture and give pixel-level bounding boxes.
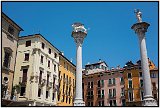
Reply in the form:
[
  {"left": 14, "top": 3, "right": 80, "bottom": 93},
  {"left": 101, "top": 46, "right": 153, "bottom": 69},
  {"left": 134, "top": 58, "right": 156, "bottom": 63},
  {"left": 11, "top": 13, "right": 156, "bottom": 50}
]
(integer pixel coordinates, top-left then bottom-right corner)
[
  {"left": 131, "top": 22, "right": 150, "bottom": 38},
  {"left": 72, "top": 31, "right": 87, "bottom": 46}
]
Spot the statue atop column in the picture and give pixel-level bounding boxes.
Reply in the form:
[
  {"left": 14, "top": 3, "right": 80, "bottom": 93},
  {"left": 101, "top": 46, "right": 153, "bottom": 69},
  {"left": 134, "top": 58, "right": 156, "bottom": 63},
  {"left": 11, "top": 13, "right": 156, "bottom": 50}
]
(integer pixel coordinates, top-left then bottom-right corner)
[
  {"left": 134, "top": 9, "right": 142, "bottom": 23},
  {"left": 72, "top": 22, "right": 87, "bottom": 33}
]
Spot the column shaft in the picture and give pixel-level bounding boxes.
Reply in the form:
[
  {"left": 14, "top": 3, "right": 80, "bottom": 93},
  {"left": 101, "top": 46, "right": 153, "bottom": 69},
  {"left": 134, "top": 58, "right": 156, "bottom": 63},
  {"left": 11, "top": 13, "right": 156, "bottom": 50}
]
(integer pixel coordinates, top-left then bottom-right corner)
[
  {"left": 75, "top": 44, "right": 83, "bottom": 99},
  {"left": 138, "top": 35, "right": 152, "bottom": 97}
]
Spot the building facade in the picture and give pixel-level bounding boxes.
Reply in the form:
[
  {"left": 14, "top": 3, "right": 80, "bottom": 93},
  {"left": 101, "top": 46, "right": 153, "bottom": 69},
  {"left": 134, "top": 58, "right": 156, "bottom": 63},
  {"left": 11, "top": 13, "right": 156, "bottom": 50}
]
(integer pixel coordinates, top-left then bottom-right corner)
[
  {"left": 57, "top": 53, "right": 76, "bottom": 106},
  {"left": 2, "top": 12, "right": 23, "bottom": 103},
  {"left": 83, "top": 61, "right": 125, "bottom": 106},
  {"left": 123, "top": 59, "right": 158, "bottom": 106},
  {"left": 12, "top": 34, "right": 60, "bottom": 106}
]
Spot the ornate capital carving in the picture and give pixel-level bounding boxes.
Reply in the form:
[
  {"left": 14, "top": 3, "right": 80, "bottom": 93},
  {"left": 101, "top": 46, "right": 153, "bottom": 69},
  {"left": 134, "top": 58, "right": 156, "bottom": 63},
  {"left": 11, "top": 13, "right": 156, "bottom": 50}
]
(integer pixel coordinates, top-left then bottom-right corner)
[{"left": 131, "top": 22, "right": 150, "bottom": 38}]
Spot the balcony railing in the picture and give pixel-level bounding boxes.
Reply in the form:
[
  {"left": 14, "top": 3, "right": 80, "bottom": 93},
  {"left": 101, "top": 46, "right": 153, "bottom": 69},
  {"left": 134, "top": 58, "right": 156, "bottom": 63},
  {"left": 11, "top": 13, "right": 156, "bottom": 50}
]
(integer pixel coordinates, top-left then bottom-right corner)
[{"left": 108, "top": 94, "right": 116, "bottom": 99}]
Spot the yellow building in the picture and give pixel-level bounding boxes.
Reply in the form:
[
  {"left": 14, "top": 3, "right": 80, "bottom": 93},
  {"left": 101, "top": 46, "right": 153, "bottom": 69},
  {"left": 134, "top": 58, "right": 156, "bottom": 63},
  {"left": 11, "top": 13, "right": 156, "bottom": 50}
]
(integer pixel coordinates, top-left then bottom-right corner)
[
  {"left": 57, "top": 53, "right": 76, "bottom": 106},
  {"left": 123, "top": 59, "right": 158, "bottom": 106}
]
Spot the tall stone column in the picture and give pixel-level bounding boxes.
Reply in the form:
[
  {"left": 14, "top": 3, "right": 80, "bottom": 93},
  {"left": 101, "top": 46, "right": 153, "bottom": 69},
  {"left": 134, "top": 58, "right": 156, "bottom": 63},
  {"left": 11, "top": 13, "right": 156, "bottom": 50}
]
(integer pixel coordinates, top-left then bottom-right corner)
[
  {"left": 131, "top": 9, "right": 157, "bottom": 106},
  {"left": 71, "top": 22, "right": 87, "bottom": 106}
]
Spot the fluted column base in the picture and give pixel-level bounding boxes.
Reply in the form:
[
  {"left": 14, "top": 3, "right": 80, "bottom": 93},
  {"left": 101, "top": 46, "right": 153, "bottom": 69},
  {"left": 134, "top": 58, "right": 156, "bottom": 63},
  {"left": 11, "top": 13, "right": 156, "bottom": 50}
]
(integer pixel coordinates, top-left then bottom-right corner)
[
  {"left": 74, "top": 99, "right": 85, "bottom": 106},
  {"left": 142, "top": 96, "right": 157, "bottom": 106}
]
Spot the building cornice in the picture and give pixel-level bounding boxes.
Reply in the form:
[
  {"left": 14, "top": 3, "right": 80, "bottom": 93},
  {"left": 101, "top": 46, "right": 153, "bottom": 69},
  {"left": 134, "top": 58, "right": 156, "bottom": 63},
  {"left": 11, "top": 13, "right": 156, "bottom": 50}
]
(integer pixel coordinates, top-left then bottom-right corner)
[
  {"left": 2, "top": 12, "right": 24, "bottom": 31},
  {"left": 19, "top": 34, "right": 60, "bottom": 53}
]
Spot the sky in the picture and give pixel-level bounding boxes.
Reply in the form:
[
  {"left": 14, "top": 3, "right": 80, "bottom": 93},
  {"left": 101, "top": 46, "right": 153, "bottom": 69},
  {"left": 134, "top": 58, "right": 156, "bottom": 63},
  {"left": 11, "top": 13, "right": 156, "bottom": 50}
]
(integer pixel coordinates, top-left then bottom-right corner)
[{"left": 2, "top": 2, "right": 158, "bottom": 68}]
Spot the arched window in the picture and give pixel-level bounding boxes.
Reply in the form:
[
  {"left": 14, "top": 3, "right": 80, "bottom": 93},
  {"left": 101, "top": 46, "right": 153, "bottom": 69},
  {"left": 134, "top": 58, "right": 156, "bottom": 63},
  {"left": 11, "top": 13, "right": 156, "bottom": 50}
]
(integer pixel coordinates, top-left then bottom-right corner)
[{"left": 8, "top": 26, "right": 14, "bottom": 35}]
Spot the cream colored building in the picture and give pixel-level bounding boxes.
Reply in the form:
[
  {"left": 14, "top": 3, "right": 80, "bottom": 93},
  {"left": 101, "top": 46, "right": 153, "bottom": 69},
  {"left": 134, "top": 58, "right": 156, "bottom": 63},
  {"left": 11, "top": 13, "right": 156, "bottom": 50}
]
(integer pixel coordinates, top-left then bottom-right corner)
[
  {"left": 12, "top": 34, "right": 60, "bottom": 106},
  {"left": 2, "top": 12, "right": 23, "bottom": 103}
]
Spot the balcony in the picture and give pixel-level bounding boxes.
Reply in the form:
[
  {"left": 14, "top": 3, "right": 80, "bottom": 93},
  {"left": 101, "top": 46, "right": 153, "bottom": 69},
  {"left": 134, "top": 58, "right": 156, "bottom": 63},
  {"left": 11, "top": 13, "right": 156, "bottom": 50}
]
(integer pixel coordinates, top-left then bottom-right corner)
[{"left": 98, "top": 95, "right": 104, "bottom": 99}]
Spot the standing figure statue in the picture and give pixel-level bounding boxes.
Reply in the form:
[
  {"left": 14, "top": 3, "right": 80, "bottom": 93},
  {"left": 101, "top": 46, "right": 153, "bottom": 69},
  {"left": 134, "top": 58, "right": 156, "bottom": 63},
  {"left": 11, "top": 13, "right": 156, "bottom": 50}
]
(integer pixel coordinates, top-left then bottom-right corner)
[
  {"left": 134, "top": 9, "right": 142, "bottom": 23},
  {"left": 72, "top": 22, "right": 87, "bottom": 33}
]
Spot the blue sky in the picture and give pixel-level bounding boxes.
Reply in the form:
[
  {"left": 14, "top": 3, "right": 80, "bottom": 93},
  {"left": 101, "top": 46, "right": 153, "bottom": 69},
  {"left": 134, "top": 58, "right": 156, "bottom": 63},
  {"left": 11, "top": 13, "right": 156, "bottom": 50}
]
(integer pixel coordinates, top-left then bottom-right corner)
[{"left": 2, "top": 2, "right": 158, "bottom": 68}]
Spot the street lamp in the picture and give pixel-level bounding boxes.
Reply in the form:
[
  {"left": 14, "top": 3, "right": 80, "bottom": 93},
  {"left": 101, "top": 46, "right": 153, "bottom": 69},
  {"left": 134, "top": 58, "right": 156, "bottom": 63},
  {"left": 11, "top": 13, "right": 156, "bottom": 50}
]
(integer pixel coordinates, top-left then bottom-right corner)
[
  {"left": 71, "top": 22, "right": 87, "bottom": 106},
  {"left": 131, "top": 9, "right": 157, "bottom": 106}
]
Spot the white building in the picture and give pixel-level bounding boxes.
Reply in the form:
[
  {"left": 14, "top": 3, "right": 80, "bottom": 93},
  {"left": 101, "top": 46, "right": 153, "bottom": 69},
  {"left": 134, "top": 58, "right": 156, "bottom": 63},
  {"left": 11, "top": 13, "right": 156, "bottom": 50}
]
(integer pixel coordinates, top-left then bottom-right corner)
[
  {"left": 83, "top": 60, "right": 108, "bottom": 75},
  {"left": 12, "top": 34, "right": 60, "bottom": 106}
]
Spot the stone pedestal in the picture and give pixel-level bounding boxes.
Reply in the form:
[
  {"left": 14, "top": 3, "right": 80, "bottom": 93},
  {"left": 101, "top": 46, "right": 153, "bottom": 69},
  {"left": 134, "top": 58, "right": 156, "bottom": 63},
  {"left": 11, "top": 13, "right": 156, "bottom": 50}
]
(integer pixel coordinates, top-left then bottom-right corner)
[{"left": 131, "top": 22, "right": 157, "bottom": 106}]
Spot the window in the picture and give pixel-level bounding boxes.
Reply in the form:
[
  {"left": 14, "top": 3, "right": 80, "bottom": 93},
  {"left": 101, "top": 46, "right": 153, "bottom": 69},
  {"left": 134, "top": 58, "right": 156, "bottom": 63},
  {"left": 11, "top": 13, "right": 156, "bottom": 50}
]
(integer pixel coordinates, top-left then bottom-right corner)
[
  {"left": 46, "top": 91, "right": 49, "bottom": 99},
  {"left": 121, "top": 88, "right": 124, "bottom": 96},
  {"left": 38, "top": 88, "right": 41, "bottom": 97},
  {"left": 26, "top": 40, "right": 31, "bottom": 47},
  {"left": 42, "top": 42, "right": 45, "bottom": 49},
  {"left": 120, "top": 77, "right": 124, "bottom": 84},
  {"left": 48, "top": 60, "right": 50, "bottom": 68},
  {"left": 113, "top": 100, "right": 117, "bottom": 106},
  {"left": 98, "top": 101, "right": 101, "bottom": 106},
  {"left": 53, "top": 77, "right": 56, "bottom": 89},
  {"left": 113, "top": 88, "right": 116, "bottom": 97},
  {"left": 102, "top": 100, "right": 104, "bottom": 106},
  {"left": 8, "top": 26, "right": 14, "bottom": 35},
  {"left": 108, "top": 79, "right": 112, "bottom": 85},
  {"left": 109, "top": 100, "right": 113, "bottom": 106},
  {"left": 90, "top": 91, "right": 93, "bottom": 99},
  {"left": 128, "top": 80, "right": 132, "bottom": 88},
  {"left": 128, "top": 73, "right": 132, "bottom": 79},
  {"left": 140, "top": 79, "right": 143, "bottom": 87},
  {"left": 47, "top": 74, "right": 49, "bottom": 87},
  {"left": 39, "top": 71, "right": 42, "bottom": 84},
  {"left": 151, "top": 73, "right": 156, "bottom": 78},
  {"left": 54, "top": 64, "right": 56, "bottom": 72},
  {"left": 139, "top": 72, "right": 142, "bottom": 77},
  {"left": 3, "top": 77, "right": 8, "bottom": 82},
  {"left": 109, "top": 100, "right": 116, "bottom": 106},
  {"left": 24, "top": 53, "right": 29, "bottom": 61},
  {"left": 67, "top": 65, "right": 68, "bottom": 70},
  {"left": 91, "top": 82, "right": 93, "bottom": 88},
  {"left": 98, "top": 90, "right": 101, "bottom": 98},
  {"left": 69, "top": 97, "right": 71, "bottom": 104},
  {"left": 52, "top": 93, "right": 55, "bottom": 100},
  {"left": 102, "top": 90, "right": 104, "bottom": 98},
  {"left": 122, "top": 99, "right": 126, "bottom": 106},
  {"left": 88, "top": 82, "right": 93, "bottom": 89},
  {"left": 49, "top": 48, "right": 51, "bottom": 54},
  {"left": 140, "top": 90, "right": 144, "bottom": 100},
  {"left": 22, "top": 69, "right": 28, "bottom": 83},
  {"left": 113, "top": 78, "right": 116, "bottom": 85},
  {"left": 54, "top": 53, "right": 57, "bottom": 58},
  {"left": 109, "top": 89, "right": 112, "bottom": 98},
  {"left": 88, "top": 102, "right": 90, "bottom": 106},
  {"left": 20, "top": 87, "right": 26, "bottom": 96},
  {"left": 108, "top": 78, "right": 115, "bottom": 85},
  {"left": 41, "top": 55, "right": 43, "bottom": 64},
  {"left": 3, "top": 51, "right": 11, "bottom": 68},
  {"left": 87, "top": 91, "right": 90, "bottom": 99},
  {"left": 128, "top": 91, "right": 133, "bottom": 101},
  {"left": 91, "top": 102, "right": 93, "bottom": 106},
  {"left": 98, "top": 80, "right": 100, "bottom": 87},
  {"left": 98, "top": 101, "right": 104, "bottom": 106}
]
